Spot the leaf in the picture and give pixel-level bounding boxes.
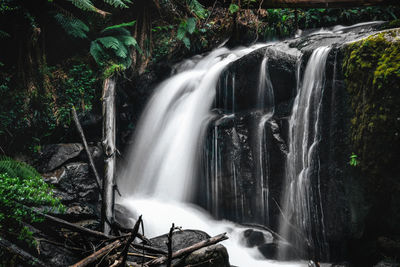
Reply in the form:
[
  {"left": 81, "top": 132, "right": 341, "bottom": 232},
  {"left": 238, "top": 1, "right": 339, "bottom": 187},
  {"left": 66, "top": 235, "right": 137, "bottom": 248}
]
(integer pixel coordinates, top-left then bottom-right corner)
[
  {"left": 229, "top": 4, "right": 239, "bottom": 14},
  {"left": 54, "top": 13, "right": 89, "bottom": 39},
  {"left": 182, "top": 36, "right": 190, "bottom": 49},
  {"left": 103, "top": 20, "right": 136, "bottom": 32},
  {"left": 177, "top": 24, "right": 186, "bottom": 40},
  {"left": 186, "top": 17, "right": 196, "bottom": 34}
]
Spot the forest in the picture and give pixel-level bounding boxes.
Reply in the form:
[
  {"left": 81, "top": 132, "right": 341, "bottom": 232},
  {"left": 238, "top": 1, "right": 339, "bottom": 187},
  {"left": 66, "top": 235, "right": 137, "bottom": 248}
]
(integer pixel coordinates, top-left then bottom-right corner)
[{"left": 0, "top": 0, "right": 400, "bottom": 266}]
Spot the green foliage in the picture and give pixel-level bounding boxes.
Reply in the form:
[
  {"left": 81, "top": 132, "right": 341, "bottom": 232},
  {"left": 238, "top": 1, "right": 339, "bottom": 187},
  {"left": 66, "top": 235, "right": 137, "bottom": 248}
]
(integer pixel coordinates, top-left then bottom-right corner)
[
  {"left": 349, "top": 153, "right": 359, "bottom": 167},
  {"left": 0, "top": 157, "right": 64, "bottom": 246},
  {"left": 0, "top": 63, "right": 98, "bottom": 152},
  {"left": 70, "top": 0, "right": 131, "bottom": 11},
  {"left": 90, "top": 23, "right": 141, "bottom": 70},
  {"left": 229, "top": 4, "right": 240, "bottom": 14},
  {"left": 103, "top": 63, "right": 126, "bottom": 78},
  {"left": 262, "top": 6, "right": 400, "bottom": 39},
  {"left": 54, "top": 13, "right": 89, "bottom": 39},
  {"left": 187, "top": 0, "right": 207, "bottom": 19},
  {"left": 177, "top": 17, "right": 197, "bottom": 49}
]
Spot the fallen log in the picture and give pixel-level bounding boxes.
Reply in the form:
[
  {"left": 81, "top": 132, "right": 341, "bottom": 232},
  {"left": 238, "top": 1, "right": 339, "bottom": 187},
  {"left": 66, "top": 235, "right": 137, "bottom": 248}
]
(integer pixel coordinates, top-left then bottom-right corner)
[
  {"left": 143, "top": 233, "right": 228, "bottom": 266},
  {"left": 72, "top": 107, "right": 102, "bottom": 192},
  {"left": 70, "top": 239, "right": 125, "bottom": 267},
  {"left": 0, "top": 237, "right": 47, "bottom": 267}
]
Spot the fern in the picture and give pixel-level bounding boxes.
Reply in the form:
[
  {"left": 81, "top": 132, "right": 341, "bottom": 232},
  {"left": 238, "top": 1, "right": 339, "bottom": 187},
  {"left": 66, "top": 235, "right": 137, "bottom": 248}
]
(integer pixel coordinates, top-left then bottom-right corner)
[
  {"left": 102, "top": 20, "right": 136, "bottom": 32},
  {"left": 54, "top": 13, "right": 89, "bottom": 39},
  {"left": 103, "top": 0, "right": 132, "bottom": 9},
  {"left": 69, "top": 0, "right": 96, "bottom": 12},
  {"left": 0, "top": 156, "right": 41, "bottom": 179},
  {"left": 90, "top": 23, "right": 140, "bottom": 69}
]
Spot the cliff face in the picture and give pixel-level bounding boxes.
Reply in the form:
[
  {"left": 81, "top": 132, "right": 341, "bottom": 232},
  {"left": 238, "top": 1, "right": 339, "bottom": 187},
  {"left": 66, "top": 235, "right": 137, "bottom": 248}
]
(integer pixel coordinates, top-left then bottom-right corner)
[{"left": 190, "top": 25, "right": 400, "bottom": 263}]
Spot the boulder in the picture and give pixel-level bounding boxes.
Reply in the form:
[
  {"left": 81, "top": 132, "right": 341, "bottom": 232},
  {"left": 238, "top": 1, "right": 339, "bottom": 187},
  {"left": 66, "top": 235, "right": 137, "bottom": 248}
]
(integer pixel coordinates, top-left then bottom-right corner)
[
  {"left": 42, "top": 162, "right": 99, "bottom": 218},
  {"left": 38, "top": 143, "right": 83, "bottom": 172},
  {"left": 257, "top": 241, "right": 299, "bottom": 261},
  {"left": 128, "top": 230, "right": 230, "bottom": 267}
]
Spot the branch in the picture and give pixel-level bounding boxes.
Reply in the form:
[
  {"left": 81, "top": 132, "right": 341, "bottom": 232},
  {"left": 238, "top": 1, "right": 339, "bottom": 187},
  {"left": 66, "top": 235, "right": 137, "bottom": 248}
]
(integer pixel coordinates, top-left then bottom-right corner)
[
  {"left": 0, "top": 237, "right": 47, "bottom": 267},
  {"left": 120, "top": 215, "right": 143, "bottom": 266},
  {"left": 70, "top": 239, "right": 125, "bottom": 267},
  {"left": 72, "top": 107, "right": 102, "bottom": 192}
]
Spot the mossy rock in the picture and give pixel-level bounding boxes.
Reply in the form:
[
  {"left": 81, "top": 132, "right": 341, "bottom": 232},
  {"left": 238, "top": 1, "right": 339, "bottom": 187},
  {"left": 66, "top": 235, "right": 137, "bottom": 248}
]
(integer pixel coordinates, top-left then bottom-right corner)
[{"left": 342, "top": 28, "right": 400, "bottom": 261}]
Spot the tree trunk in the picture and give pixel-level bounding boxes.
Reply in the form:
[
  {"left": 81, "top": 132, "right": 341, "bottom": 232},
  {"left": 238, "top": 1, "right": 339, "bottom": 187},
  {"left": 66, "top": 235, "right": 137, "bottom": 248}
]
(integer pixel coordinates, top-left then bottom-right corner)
[{"left": 101, "top": 76, "right": 117, "bottom": 235}]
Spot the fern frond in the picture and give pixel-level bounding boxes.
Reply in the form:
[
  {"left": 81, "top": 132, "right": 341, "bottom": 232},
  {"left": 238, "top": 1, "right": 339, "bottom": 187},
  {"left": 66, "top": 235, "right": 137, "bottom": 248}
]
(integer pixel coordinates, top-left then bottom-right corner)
[
  {"left": 0, "top": 156, "right": 41, "bottom": 179},
  {"left": 54, "top": 13, "right": 89, "bottom": 39},
  {"left": 69, "top": 0, "right": 96, "bottom": 12},
  {"left": 115, "top": 35, "right": 142, "bottom": 55},
  {"left": 0, "top": 30, "right": 10, "bottom": 39},
  {"left": 90, "top": 40, "right": 108, "bottom": 66},
  {"left": 102, "top": 20, "right": 136, "bottom": 32},
  {"left": 103, "top": 0, "right": 132, "bottom": 8},
  {"left": 101, "top": 27, "right": 131, "bottom": 37}
]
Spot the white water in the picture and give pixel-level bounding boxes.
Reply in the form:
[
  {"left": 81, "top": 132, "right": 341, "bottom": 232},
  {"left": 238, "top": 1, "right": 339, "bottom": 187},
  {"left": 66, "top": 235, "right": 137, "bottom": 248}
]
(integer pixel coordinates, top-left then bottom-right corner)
[
  {"left": 279, "top": 47, "right": 331, "bottom": 259},
  {"left": 117, "top": 44, "right": 309, "bottom": 266},
  {"left": 256, "top": 55, "right": 275, "bottom": 225}
]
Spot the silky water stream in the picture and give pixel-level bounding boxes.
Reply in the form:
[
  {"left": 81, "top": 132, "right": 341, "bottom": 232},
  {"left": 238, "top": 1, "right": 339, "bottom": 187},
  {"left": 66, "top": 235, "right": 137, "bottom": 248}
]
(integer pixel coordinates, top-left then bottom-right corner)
[{"left": 117, "top": 22, "right": 384, "bottom": 266}]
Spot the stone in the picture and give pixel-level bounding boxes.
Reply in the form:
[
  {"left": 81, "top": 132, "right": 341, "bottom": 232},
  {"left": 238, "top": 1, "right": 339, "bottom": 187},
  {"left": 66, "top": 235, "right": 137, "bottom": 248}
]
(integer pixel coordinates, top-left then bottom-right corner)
[
  {"left": 242, "top": 229, "right": 266, "bottom": 248},
  {"left": 128, "top": 230, "right": 229, "bottom": 267},
  {"left": 37, "top": 143, "right": 83, "bottom": 172},
  {"left": 179, "top": 244, "right": 230, "bottom": 267},
  {"left": 42, "top": 162, "right": 99, "bottom": 218}
]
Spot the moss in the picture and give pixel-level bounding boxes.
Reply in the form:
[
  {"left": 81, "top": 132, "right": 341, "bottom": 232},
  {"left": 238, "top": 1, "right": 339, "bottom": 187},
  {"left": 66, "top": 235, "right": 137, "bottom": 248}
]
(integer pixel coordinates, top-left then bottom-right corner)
[{"left": 342, "top": 29, "right": 400, "bottom": 238}]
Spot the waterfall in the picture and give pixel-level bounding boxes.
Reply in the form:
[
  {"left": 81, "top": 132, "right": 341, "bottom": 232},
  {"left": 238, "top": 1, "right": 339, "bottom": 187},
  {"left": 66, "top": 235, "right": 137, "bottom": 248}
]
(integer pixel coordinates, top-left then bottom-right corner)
[
  {"left": 118, "top": 46, "right": 263, "bottom": 201},
  {"left": 279, "top": 47, "right": 331, "bottom": 260},
  {"left": 117, "top": 43, "right": 310, "bottom": 267},
  {"left": 256, "top": 55, "right": 275, "bottom": 225}
]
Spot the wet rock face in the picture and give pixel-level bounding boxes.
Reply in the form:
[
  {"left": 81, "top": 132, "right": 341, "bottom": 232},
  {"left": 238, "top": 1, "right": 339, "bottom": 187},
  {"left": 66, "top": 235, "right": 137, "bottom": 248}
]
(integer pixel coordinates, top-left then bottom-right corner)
[{"left": 39, "top": 143, "right": 102, "bottom": 219}]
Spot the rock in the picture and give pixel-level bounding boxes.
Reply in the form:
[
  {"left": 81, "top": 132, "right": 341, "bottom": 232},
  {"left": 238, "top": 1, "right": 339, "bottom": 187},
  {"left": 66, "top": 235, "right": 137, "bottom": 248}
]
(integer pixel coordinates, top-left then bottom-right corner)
[
  {"left": 241, "top": 229, "right": 266, "bottom": 248},
  {"left": 38, "top": 143, "right": 83, "bottom": 172},
  {"left": 330, "top": 262, "right": 352, "bottom": 267},
  {"left": 128, "top": 230, "right": 229, "bottom": 267},
  {"left": 114, "top": 203, "right": 138, "bottom": 229},
  {"left": 257, "top": 241, "right": 299, "bottom": 260},
  {"left": 374, "top": 261, "right": 400, "bottom": 267},
  {"left": 178, "top": 244, "right": 230, "bottom": 267},
  {"left": 42, "top": 162, "right": 99, "bottom": 218}
]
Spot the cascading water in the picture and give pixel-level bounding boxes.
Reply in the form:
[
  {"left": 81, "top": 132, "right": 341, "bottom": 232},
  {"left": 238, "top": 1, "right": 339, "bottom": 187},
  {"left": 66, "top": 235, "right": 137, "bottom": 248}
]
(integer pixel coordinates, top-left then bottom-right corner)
[
  {"left": 117, "top": 44, "right": 306, "bottom": 267},
  {"left": 256, "top": 55, "right": 275, "bottom": 225},
  {"left": 117, "top": 21, "right": 384, "bottom": 267},
  {"left": 279, "top": 47, "right": 331, "bottom": 260}
]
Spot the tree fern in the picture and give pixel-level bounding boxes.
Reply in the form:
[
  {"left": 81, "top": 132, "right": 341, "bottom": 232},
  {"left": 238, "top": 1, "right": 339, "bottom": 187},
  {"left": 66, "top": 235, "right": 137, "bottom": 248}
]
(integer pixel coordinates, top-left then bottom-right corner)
[
  {"left": 0, "top": 156, "right": 41, "bottom": 179},
  {"left": 90, "top": 22, "right": 141, "bottom": 69},
  {"left": 54, "top": 13, "right": 89, "bottom": 39},
  {"left": 69, "top": 0, "right": 96, "bottom": 12}
]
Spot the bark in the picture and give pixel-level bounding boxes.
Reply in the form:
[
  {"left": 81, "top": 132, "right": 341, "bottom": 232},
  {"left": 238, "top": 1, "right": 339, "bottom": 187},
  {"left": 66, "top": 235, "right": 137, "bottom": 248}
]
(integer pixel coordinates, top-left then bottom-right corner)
[
  {"left": 102, "top": 77, "right": 117, "bottom": 235},
  {"left": 70, "top": 239, "right": 125, "bottom": 267}
]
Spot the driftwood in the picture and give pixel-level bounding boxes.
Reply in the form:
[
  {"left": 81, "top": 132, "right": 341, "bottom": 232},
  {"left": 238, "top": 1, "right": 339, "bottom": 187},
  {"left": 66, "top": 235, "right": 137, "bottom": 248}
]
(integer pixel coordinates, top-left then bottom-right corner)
[
  {"left": 101, "top": 76, "right": 117, "bottom": 235},
  {"left": 70, "top": 239, "right": 125, "bottom": 267},
  {"left": 143, "top": 233, "right": 228, "bottom": 266},
  {"left": 0, "top": 237, "right": 47, "bottom": 267},
  {"left": 166, "top": 223, "right": 175, "bottom": 267},
  {"left": 72, "top": 106, "right": 102, "bottom": 192},
  {"left": 120, "top": 215, "right": 143, "bottom": 266}
]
